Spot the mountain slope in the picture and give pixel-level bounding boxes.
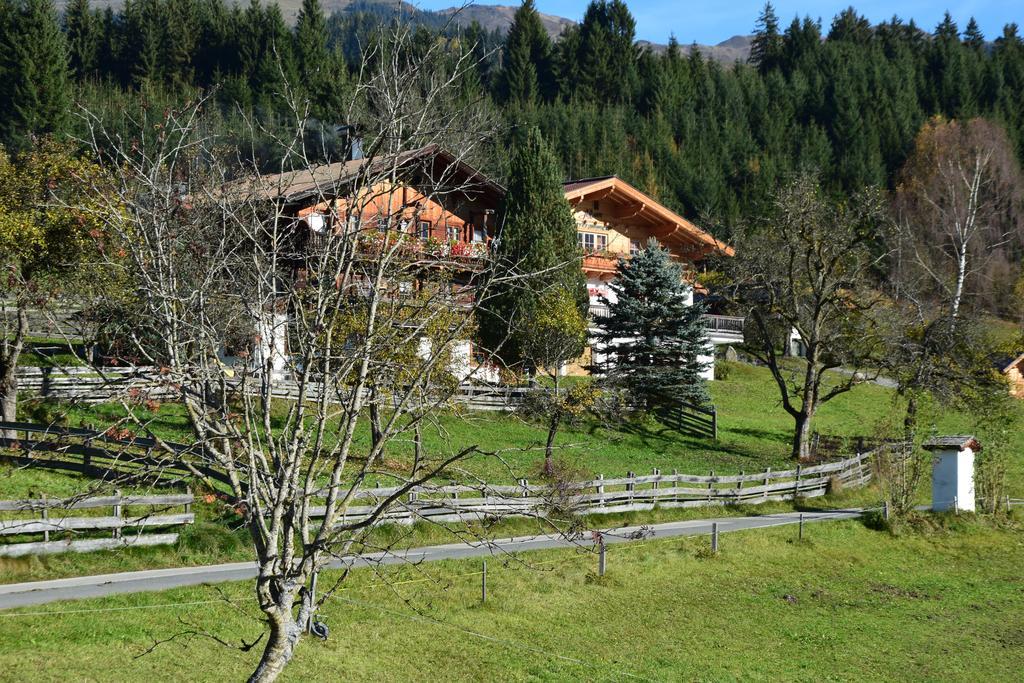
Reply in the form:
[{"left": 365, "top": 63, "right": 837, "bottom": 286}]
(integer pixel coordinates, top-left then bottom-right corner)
[{"left": 54, "top": 0, "right": 750, "bottom": 63}]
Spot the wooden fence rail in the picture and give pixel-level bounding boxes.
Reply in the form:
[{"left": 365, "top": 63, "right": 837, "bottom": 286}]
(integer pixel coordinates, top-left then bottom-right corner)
[
  {"left": 307, "top": 450, "right": 874, "bottom": 526},
  {"left": 0, "top": 491, "right": 194, "bottom": 557},
  {"left": 0, "top": 421, "right": 231, "bottom": 487}
]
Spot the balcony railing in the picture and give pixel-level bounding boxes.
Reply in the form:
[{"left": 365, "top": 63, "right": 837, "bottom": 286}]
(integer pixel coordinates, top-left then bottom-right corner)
[{"left": 702, "top": 314, "right": 745, "bottom": 337}]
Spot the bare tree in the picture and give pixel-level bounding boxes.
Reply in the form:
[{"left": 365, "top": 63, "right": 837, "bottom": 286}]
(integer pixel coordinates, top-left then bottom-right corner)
[
  {"left": 728, "top": 175, "right": 889, "bottom": 461},
  {"left": 73, "top": 24, "right": 553, "bottom": 683},
  {"left": 893, "top": 117, "right": 1024, "bottom": 322}
]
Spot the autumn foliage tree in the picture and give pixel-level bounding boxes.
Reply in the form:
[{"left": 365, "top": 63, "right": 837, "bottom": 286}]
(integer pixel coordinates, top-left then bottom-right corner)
[
  {"left": 0, "top": 139, "right": 108, "bottom": 433},
  {"left": 893, "top": 117, "right": 1024, "bottom": 320}
]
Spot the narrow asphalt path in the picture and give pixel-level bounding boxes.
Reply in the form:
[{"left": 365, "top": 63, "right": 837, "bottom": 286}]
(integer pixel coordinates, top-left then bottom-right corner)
[{"left": 0, "top": 509, "right": 864, "bottom": 610}]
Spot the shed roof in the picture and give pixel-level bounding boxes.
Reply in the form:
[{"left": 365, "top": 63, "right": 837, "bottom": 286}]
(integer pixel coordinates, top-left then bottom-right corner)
[{"left": 922, "top": 435, "right": 981, "bottom": 451}]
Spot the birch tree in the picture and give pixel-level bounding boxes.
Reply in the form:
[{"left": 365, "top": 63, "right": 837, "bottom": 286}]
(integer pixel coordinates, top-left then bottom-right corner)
[{"left": 893, "top": 117, "right": 1024, "bottom": 322}]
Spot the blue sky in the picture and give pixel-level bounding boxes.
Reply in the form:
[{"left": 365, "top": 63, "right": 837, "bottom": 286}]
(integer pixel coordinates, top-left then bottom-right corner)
[{"left": 416, "top": 1, "right": 1022, "bottom": 45}]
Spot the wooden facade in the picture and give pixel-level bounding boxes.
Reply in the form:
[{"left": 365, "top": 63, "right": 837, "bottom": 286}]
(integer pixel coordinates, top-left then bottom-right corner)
[{"left": 1001, "top": 354, "right": 1024, "bottom": 399}]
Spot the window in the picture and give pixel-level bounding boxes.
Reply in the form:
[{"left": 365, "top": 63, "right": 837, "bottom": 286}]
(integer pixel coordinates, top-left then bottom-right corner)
[
  {"left": 447, "top": 225, "right": 460, "bottom": 242},
  {"left": 578, "top": 232, "right": 607, "bottom": 253},
  {"left": 376, "top": 218, "right": 388, "bottom": 233},
  {"left": 418, "top": 221, "right": 431, "bottom": 240},
  {"left": 630, "top": 239, "right": 641, "bottom": 256},
  {"left": 472, "top": 225, "right": 486, "bottom": 243}
]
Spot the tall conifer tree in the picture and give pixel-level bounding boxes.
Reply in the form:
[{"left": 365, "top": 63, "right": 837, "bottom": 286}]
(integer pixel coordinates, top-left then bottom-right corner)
[
  {"left": 64, "top": 0, "right": 97, "bottom": 81},
  {"left": 500, "top": 0, "right": 553, "bottom": 107},
  {"left": 479, "top": 127, "right": 587, "bottom": 368},
  {"left": 0, "top": 0, "right": 70, "bottom": 148}
]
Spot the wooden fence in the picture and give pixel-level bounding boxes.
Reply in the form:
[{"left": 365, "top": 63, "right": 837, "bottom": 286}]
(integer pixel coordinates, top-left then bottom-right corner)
[
  {"left": 310, "top": 450, "right": 874, "bottom": 526},
  {"left": 0, "top": 491, "right": 194, "bottom": 557},
  {"left": 0, "top": 421, "right": 231, "bottom": 487}
]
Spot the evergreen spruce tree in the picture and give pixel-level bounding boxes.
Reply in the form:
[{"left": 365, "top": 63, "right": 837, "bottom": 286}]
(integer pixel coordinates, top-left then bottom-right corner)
[
  {"left": 479, "top": 127, "right": 587, "bottom": 368},
  {"left": 749, "top": 2, "right": 783, "bottom": 73},
  {"left": 500, "top": 0, "right": 553, "bottom": 107},
  {"left": 594, "top": 240, "right": 710, "bottom": 410},
  {"left": 0, "top": 0, "right": 70, "bottom": 148},
  {"left": 64, "top": 0, "right": 97, "bottom": 81},
  {"left": 294, "top": 0, "right": 346, "bottom": 120}
]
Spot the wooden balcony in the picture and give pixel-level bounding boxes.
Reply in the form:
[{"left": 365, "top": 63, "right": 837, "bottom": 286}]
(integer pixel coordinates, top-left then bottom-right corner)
[{"left": 582, "top": 253, "right": 618, "bottom": 274}]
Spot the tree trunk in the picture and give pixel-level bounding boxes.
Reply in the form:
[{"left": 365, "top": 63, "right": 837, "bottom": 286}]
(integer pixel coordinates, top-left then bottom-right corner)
[
  {"left": 903, "top": 394, "right": 918, "bottom": 442},
  {"left": 0, "top": 375, "right": 16, "bottom": 440},
  {"left": 248, "top": 615, "right": 303, "bottom": 683},
  {"left": 544, "top": 410, "right": 561, "bottom": 476},
  {"left": 792, "top": 411, "right": 814, "bottom": 461},
  {"left": 0, "top": 305, "right": 28, "bottom": 439}
]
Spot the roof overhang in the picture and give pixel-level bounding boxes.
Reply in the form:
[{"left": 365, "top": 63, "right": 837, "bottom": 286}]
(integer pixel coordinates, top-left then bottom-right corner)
[{"left": 563, "top": 176, "right": 734, "bottom": 258}]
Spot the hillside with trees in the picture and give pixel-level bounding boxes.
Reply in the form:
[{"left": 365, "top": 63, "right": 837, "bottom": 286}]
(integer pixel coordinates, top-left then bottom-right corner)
[{"left": 1, "top": 0, "right": 1022, "bottom": 315}]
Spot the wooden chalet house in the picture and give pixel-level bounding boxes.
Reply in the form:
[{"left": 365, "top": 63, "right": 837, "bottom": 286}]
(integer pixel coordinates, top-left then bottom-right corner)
[
  {"left": 563, "top": 176, "right": 738, "bottom": 378},
  {"left": 244, "top": 145, "right": 735, "bottom": 382}
]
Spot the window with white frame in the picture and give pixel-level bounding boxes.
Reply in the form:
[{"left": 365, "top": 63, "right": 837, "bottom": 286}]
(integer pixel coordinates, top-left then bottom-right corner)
[
  {"left": 578, "top": 232, "right": 607, "bottom": 253},
  {"left": 447, "top": 225, "right": 460, "bottom": 242},
  {"left": 418, "top": 221, "right": 431, "bottom": 240}
]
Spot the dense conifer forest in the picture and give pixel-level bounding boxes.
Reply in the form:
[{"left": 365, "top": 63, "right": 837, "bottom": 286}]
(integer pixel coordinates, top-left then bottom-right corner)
[{"left": 1, "top": 0, "right": 1022, "bottom": 274}]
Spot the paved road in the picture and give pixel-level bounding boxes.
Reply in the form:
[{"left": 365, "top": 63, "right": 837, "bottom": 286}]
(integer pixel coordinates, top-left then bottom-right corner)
[{"left": 0, "top": 509, "right": 864, "bottom": 610}]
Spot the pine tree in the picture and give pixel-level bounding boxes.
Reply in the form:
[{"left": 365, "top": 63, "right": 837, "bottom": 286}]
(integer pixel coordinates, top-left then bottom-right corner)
[
  {"left": 593, "top": 240, "right": 710, "bottom": 410},
  {"left": 749, "top": 2, "right": 782, "bottom": 73},
  {"left": 0, "top": 0, "right": 70, "bottom": 148},
  {"left": 478, "top": 127, "right": 587, "bottom": 368},
  {"left": 500, "top": 0, "right": 553, "bottom": 107},
  {"left": 64, "top": 0, "right": 97, "bottom": 81},
  {"left": 964, "top": 17, "right": 985, "bottom": 51},
  {"left": 294, "top": 0, "right": 346, "bottom": 120}
]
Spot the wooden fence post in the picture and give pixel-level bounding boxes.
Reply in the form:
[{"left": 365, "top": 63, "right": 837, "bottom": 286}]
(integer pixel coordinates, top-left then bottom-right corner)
[
  {"left": 112, "top": 489, "right": 122, "bottom": 539},
  {"left": 707, "top": 470, "right": 714, "bottom": 503},
  {"left": 711, "top": 406, "right": 718, "bottom": 440},
  {"left": 598, "top": 541, "right": 606, "bottom": 576},
  {"left": 652, "top": 468, "right": 660, "bottom": 492},
  {"left": 41, "top": 494, "right": 49, "bottom": 543},
  {"left": 711, "top": 522, "right": 719, "bottom": 554},
  {"left": 794, "top": 465, "right": 802, "bottom": 498},
  {"left": 737, "top": 471, "right": 744, "bottom": 501},
  {"left": 184, "top": 486, "right": 191, "bottom": 514},
  {"left": 763, "top": 468, "right": 771, "bottom": 501},
  {"left": 595, "top": 474, "right": 604, "bottom": 505},
  {"left": 798, "top": 513, "right": 804, "bottom": 540}
]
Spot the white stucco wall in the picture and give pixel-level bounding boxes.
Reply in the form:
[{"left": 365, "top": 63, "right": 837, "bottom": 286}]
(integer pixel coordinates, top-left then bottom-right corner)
[{"left": 931, "top": 447, "right": 975, "bottom": 512}]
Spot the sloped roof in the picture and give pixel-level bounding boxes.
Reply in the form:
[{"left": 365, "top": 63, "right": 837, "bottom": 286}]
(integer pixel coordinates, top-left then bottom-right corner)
[
  {"left": 562, "top": 176, "right": 734, "bottom": 257},
  {"left": 996, "top": 352, "right": 1024, "bottom": 373},
  {"left": 237, "top": 144, "right": 505, "bottom": 205}
]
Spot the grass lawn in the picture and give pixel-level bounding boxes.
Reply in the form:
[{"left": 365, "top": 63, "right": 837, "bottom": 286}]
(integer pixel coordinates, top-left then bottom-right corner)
[
  {"left": 15, "top": 362, "right": 918, "bottom": 484},
  {"left": 1, "top": 517, "right": 1021, "bottom": 681}
]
